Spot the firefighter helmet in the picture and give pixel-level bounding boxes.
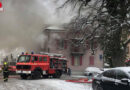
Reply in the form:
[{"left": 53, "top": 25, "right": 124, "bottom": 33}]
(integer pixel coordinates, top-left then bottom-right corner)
[{"left": 4, "top": 62, "right": 7, "bottom": 65}]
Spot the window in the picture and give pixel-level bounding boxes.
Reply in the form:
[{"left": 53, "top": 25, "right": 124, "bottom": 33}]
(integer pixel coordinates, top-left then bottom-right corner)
[
  {"left": 39, "top": 57, "right": 42, "bottom": 61},
  {"left": 74, "top": 56, "right": 80, "bottom": 66},
  {"left": 50, "top": 59, "right": 54, "bottom": 68},
  {"left": 89, "top": 56, "right": 94, "bottom": 65},
  {"left": 116, "top": 70, "right": 128, "bottom": 80},
  {"left": 43, "top": 57, "right": 47, "bottom": 61},
  {"left": 18, "top": 55, "right": 31, "bottom": 62},
  {"left": 56, "top": 39, "right": 67, "bottom": 49},
  {"left": 126, "top": 47, "right": 129, "bottom": 54},
  {"left": 128, "top": 72, "right": 130, "bottom": 76},
  {"left": 103, "top": 70, "right": 116, "bottom": 79},
  {"left": 32, "top": 56, "right": 38, "bottom": 62},
  {"left": 72, "top": 55, "right": 82, "bottom": 66}
]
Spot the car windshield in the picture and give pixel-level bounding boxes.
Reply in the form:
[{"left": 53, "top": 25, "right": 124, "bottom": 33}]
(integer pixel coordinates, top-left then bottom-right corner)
[{"left": 18, "top": 55, "right": 31, "bottom": 62}]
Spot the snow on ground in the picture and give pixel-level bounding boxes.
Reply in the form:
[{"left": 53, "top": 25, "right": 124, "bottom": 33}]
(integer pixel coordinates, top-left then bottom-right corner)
[
  {"left": 71, "top": 75, "right": 87, "bottom": 78},
  {"left": 0, "top": 78, "right": 92, "bottom": 90}
]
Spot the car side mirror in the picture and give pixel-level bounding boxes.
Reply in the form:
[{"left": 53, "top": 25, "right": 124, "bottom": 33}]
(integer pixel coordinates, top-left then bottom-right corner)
[{"left": 121, "top": 78, "right": 129, "bottom": 83}]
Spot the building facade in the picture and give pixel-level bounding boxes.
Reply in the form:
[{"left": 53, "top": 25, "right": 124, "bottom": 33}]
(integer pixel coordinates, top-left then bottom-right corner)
[{"left": 42, "top": 27, "right": 103, "bottom": 73}]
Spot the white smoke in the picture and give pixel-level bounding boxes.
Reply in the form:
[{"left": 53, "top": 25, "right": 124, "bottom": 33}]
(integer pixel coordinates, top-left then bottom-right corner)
[{"left": 0, "top": 0, "right": 75, "bottom": 61}]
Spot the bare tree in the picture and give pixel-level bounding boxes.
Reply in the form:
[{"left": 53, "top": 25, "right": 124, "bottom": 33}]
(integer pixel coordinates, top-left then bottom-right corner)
[{"left": 61, "top": 0, "right": 130, "bottom": 67}]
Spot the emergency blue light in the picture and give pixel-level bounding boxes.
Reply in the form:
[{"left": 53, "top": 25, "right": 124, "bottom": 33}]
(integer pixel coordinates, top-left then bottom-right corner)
[
  {"left": 22, "top": 52, "right": 24, "bottom": 55},
  {"left": 31, "top": 51, "right": 34, "bottom": 54}
]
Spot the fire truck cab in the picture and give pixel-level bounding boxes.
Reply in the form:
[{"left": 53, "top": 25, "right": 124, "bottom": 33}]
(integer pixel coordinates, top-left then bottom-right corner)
[{"left": 16, "top": 52, "right": 67, "bottom": 79}]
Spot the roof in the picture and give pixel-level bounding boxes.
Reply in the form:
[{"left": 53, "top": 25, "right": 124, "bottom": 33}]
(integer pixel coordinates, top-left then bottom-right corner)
[{"left": 114, "top": 67, "right": 130, "bottom": 72}]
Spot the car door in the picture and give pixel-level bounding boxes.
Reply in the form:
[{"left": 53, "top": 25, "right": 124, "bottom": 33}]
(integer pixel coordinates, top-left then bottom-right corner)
[
  {"left": 115, "top": 70, "right": 130, "bottom": 90},
  {"left": 102, "top": 70, "right": 116, "bottom": 90}
]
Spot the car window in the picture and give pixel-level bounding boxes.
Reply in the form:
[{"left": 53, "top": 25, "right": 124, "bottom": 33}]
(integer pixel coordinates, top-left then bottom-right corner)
[
  {"left": 129, "top": 72, "right": 130, "bottom": 76},
  {"left": 116, "top": 70, "right": 129, "bottom": 80},
  {"left": 18, "top": 55, "right": 31, "bottom": 62},
  {"left": 103, "top": 70, "right": 116, "bottom": 79}
]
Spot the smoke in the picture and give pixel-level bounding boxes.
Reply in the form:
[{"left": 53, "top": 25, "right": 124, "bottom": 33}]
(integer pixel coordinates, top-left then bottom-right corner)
[{"left": 0, "top": 0, "right": 75, "bottom": 60}]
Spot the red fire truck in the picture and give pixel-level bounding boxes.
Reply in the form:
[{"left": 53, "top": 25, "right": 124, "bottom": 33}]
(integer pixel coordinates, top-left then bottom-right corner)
[{"left": 16, "top": 52, "right": 67, "bottom": 79}]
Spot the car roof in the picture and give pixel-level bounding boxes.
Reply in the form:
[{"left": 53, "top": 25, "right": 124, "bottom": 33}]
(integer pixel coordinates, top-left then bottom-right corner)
[{"left": 112, "top": 67, "right": 130, "bottom": 73}]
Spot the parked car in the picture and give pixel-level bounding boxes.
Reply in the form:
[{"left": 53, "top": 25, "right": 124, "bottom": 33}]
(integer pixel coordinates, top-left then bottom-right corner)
[
  {"left": 84, "top": 67, "right": 102, "bottom": 76},
  {"left": 92, "top": 67, "right": 130, "bottom": 90}
]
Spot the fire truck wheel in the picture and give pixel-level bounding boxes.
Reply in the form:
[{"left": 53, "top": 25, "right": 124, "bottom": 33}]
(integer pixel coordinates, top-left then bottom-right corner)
[
  {"left": 53, "top": 70, "right": 62, "bottom": 78},
  {"left": 20, "top": 74, "right": 28, "bottom": 79},
  {"left": 31, "top": 70, "right": 42, "bottom": 79},
  {"left": 42, "top": 75, "right": 49, "bottom": 78}
]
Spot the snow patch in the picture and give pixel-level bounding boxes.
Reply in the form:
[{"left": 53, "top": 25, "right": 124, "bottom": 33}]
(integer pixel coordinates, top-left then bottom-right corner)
[{"left": 0, "top": 79, "right": 92, "bottom": 90}]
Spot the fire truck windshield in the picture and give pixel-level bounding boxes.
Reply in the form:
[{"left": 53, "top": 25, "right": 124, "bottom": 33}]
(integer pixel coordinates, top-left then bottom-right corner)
[{"left": 18, "top": 55, "right": 31, "bottom": 63}]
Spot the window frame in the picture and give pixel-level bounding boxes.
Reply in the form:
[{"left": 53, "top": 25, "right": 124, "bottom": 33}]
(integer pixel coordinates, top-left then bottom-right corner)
[
  {"left": 57, "top": 39, "right": 66, "bottom": 50},
  {"left": 71, "top": 55, "right": 82, "bottom": 66}
]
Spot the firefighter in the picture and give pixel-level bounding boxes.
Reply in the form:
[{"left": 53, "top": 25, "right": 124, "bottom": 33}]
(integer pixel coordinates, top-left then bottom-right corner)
[
  {"left": 67, "top": 68, "right": 71, "bottom": 76},
  {"left": 2, "top": 62, "right": 9, "bottom": 82},
  {"left": 88, "top": 73, "right": 93, "bottom": 80}
]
